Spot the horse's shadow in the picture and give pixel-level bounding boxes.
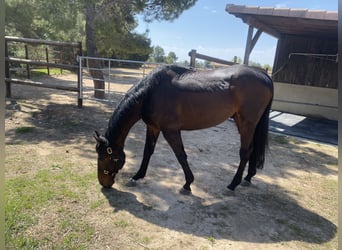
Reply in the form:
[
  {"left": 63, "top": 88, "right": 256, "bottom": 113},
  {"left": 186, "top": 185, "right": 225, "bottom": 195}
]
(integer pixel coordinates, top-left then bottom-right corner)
[{"left": 101, "top": 183, "right": 336, "bottom": 244}]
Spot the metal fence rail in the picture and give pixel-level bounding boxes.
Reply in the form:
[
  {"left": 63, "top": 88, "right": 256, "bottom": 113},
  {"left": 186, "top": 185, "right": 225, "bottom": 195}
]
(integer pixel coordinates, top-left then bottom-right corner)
[{"left": 78, "top": 56, "right": 165, "bottom": 103}]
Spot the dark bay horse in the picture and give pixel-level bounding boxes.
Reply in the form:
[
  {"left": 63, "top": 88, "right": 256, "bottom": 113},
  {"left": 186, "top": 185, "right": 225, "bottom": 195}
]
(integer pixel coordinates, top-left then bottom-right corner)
[{"left": 94, "top": 64, "right": 273, "bottom": 193}]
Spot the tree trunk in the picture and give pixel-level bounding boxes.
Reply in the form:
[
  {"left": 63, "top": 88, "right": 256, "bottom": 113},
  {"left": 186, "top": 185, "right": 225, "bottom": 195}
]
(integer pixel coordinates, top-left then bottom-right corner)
[{"left": 85, "top": 3, "right": 105, "bottom": 99}]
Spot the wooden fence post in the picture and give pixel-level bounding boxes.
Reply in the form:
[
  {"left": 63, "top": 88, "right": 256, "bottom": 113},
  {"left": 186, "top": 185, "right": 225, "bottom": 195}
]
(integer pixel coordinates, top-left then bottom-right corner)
[
  {"left": 77, "top": 41, "right": 83, "bottom": 108},
  {"left": 45, "top": 47, "right": 50, "bottom": 75},
  {"left": 59, "top": 50, "right": 63, "bottom": 74},
  {"left": 25, "top": 44, "right": 30, "bottom": 79},
  {"left": 5, "top": 40, "right": 11, "bottom": 98},
  {"left": 189, "top": 49, "right": 197, "bottom": 67}
]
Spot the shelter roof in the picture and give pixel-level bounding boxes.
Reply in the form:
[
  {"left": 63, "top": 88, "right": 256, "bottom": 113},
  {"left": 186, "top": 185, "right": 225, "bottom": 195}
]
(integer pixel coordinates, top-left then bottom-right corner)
[{"left": 226, "top": 4, "right": 338, "bottom": 38}]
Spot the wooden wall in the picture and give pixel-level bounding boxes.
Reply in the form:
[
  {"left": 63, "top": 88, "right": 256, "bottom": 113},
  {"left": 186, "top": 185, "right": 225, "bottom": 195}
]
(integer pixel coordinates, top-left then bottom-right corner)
[{"left": 272, "top": 35, "right": 338, "bottom": 89}]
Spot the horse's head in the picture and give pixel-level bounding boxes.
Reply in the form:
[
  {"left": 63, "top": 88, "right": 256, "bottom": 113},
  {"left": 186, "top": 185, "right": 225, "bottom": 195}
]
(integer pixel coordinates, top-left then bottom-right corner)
[{"left": 94, "top": 131, "right": 125, "bottom": 188}]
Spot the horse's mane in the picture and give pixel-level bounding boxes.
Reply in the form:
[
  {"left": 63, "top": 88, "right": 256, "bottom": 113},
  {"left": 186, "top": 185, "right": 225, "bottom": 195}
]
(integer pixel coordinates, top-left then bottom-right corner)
[{"left": 118, "top": 64, "right": 192, "bottom": 107}]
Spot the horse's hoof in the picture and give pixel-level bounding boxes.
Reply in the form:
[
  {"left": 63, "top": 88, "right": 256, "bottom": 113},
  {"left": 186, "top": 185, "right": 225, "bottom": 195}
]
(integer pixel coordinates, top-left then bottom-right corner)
[
  {"left": 179, "top": 187, "right": 192, "bottom": 195},
  {"left": 223, "top": 188, "right": 235, "bottom": 196},
  {"left": 126, "top": 178, "right": 138, "bottom": 187},
  {"left": 241, "top": 180, "right": 251, "bottom": 187}
]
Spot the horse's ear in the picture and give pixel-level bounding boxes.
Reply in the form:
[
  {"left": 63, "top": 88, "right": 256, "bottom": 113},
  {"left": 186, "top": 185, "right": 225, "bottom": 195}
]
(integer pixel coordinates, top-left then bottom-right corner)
[
  {"left": 93, "top": 131, "right": 109, "bottom": 146},
  {"left": 93, "top": 130, "right": 109, "bottom": 146},
  {"left": 93, "top": 130, "right": 101, "bottom": 141}
]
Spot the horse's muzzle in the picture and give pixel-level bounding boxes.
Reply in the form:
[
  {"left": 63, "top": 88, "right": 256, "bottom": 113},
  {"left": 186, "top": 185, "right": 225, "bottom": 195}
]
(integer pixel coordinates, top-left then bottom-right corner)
[{"left": 99, "top": 176, "right": 115, "bottom": 188}]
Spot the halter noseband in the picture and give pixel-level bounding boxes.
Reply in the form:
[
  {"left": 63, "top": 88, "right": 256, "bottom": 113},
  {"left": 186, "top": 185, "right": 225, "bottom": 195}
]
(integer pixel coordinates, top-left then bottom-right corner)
[{"left": 103, "top": 146, "right": 120, "bottom": 176}]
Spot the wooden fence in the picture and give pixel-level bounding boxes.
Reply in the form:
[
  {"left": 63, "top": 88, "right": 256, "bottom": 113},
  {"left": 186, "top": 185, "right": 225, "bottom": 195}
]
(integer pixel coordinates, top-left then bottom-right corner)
[
  {"left": 188, "top": 49, "right": 236, "bottom": 67},
  {"left": 5, "top": 36, "right": 83, "bottom": 107}
]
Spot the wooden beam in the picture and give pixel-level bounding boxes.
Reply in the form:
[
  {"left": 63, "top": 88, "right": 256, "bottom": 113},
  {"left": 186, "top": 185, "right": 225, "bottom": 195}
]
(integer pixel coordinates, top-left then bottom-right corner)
[
  {"left": 243, "top": 26, "right": 254, "bottom": 64},
  {"left": 6, "top": 78, "right": 79, "bottom": 92},
  {"left": 5, "top": 57, "right": 78, "bottom": 70},
  {"left": 250, "top": 29, "right": 262, "bottom": 52},
  {"left": 189, "top": 50, "right": 235, "bottom": 66},
  {"left": 243, "top": 26, "right": 264, "bottom": 65},
  {"left": 245, "top": 16, "right": 281, "bottom": 38},
  {"left": 5, "top": 36, "right": 80, "bottom": 47}
]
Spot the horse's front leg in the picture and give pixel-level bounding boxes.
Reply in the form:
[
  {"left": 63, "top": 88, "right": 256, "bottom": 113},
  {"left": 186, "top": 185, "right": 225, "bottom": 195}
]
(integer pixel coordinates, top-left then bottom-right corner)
[
  {"left": 131, "top": 126, "right": 160, "bottom": 182},
  {"left": 162, "top": 130, "right": 194, "bottom": 194}
]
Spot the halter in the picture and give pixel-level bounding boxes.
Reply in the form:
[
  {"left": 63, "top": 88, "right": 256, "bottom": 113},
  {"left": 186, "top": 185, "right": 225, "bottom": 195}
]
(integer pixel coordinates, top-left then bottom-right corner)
[{"left": 102, "top": 146, "right": 120, "bottom": 176}]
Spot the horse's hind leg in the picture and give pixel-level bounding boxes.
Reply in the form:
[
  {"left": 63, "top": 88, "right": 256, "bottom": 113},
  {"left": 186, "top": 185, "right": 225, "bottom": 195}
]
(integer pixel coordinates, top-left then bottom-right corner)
[
  {"left": 244, "top": 158, "right": 257, "bottom": 184},
  {"left": 227, "top": 119, "right": 255, "bottom": 191},
  {"left": 162, "top": 130, "right": 194, "bottom": 193},
  {"left": 131, "top": 126, "right": 160, "bottom": 181},
  {"left": 227, "top": 147, "right": 252, "bottom": 190}
]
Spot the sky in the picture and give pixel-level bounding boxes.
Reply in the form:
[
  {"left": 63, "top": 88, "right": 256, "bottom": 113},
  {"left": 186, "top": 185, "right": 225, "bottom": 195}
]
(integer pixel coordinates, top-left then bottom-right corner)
[{"left": 135, "top": 0, "right": 338, "bottom": 65}]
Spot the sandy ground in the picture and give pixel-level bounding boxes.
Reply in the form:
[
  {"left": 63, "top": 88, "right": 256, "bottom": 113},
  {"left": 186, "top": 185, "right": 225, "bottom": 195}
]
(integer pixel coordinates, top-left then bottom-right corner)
[{"left": 5, "top": 73, "right": 338, "bottom": 249}]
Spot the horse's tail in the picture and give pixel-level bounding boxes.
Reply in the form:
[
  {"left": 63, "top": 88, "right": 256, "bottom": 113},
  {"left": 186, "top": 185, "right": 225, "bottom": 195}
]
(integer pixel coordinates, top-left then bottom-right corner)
[{"left": 250, "top": 96, "right": 273, "bottom": 169}]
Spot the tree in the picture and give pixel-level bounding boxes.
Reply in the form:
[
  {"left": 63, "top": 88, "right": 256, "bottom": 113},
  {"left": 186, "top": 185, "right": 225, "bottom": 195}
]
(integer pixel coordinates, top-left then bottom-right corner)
[
  {"left": 231, "top": 56, "right": 242, "bottom": 64},
  {"left": 165, "top": 51, "right": 178, "bottom": 64},
  {"left": 149, "top": 46, "right": 165, "bottom": 62},
  {"left": 5, "top": 0, "right": 198, "bottom": 98},
  {"left": 148, "top": 47, "right": 178, "bottom": 64},
  {"left": 5, "top": 0, "right": 82, "bottom": 41},
  {"left": 84, "top": 0, "right": 197, "bottom": 98}
]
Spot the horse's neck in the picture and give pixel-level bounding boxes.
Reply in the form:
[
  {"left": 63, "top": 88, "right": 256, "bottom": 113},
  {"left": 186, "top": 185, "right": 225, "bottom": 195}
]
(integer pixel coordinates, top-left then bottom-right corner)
[{"left": 106, "top": 102, "right": 142, "bottom": 149}]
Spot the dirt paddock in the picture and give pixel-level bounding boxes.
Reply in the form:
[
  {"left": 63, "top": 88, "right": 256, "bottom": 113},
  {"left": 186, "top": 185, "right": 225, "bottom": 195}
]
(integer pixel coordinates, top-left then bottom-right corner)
[{"left": 5, "top": 74, "right": 338, "bottom": 249}]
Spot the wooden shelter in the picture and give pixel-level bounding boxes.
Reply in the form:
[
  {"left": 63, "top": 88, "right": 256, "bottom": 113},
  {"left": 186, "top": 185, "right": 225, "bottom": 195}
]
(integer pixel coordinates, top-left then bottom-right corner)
[{"left": 226, "top": 4, "right": 338, "bottom": 120}]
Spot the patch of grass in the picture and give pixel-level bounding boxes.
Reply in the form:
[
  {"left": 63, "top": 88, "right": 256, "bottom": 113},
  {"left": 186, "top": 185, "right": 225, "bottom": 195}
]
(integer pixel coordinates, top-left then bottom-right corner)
[
  {"left": 15, "top": 126, "right": 35, "bottom": 134},
  {"left": 5, "top": 175, "right": 54, "bottom": 248},
  {"left": 51, "top": 163, "right": 63, "bottom": 170},
  {"left": 141, "top": 236, "right": 152, "bottom": 244},
  {"left": 31, "top": 68, "right": 71, "bottom": 77},
  {"left": 323, "top": 178, "right": 338, "bottom": 191},
  {"left": 60, "top": 219, "right": 95, "bottom": 247},
  {"left": 90, "top": 199, "right": 105, "bottom": 209},
  {"left": 115, "top": 219, "right": 129, "bottom": 228},
  {"left": 5, "top": 168, "right": 96, "bottom": 249},
  {"left": 207, "top": 236, "right": 215, "bottom": 245},
  {"left": 9, "top": 236, "right": 40, "bottom": 249}
]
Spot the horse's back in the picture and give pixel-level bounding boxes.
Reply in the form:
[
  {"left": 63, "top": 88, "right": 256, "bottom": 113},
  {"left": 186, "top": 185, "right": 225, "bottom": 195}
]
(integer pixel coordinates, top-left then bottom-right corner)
[
  {"left": 169, "top": 65, "right": 272, "bottom": 93},
  {"left": 141, "top": 65, "right": 273, "bottom": 130}
]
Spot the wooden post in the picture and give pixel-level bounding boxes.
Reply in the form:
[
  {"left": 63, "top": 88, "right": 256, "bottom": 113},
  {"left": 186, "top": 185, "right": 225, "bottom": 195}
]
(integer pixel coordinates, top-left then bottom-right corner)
[
  {"left": 25, "top": 44, "right": 30, "bottom": 79},
  {"left": 243, "top": 26, "right": 263, "bottom": 65},
  {"left": 243, "top": 26, "right": 254, "bottom": 65},
  {"left": 59, "top": 50, "right": 63, "bottom": 74},
  {"left": 45, "top": 47, "right": 50, "bottom": 75},
  {"left": 5, "top": 40, "right": 11, "bottom": 98},
  {"left": 189, "top": 49, "right": 197, "bottom": 67},
  {"left": 77, "top": 42, "right": 83, "bottom": 108}
]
